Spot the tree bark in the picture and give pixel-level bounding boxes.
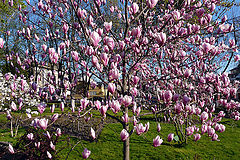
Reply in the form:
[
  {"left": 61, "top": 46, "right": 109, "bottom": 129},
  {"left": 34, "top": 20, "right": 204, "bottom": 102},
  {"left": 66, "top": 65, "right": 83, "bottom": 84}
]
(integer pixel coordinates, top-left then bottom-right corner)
[{"left": 123, "top": 107, "right": 130, "bottom": 160}]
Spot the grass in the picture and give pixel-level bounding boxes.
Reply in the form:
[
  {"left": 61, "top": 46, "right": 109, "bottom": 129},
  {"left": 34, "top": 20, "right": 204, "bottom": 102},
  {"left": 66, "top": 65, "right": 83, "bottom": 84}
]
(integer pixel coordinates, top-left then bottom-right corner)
[{"left": 0, "top": 109, "right": 240, "bottom": 160}]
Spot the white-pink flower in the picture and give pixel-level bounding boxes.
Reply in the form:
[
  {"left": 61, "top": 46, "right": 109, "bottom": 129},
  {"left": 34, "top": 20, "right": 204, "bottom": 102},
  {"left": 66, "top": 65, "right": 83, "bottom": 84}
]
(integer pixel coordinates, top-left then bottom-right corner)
[
  {"left": 108, "top": 83, "right": 116, "bottom": 94},
  {"left": 153, "top": 135, "right": 163, "bottom": 147},
  {"left": 27, "top": 133, "right": 34, "bottom": 140},
  {"left": 122, "top": 95, "right": 132, "bottom": 107},
  {"left": 104, "top": 21, "right": 112, "bottom": 32},
  {"left": 39, "top": 118, "right": 48, "bottom": 130},
  {"left": 71, "top": 51, "right": 79, "bottom": 61},
  {"left": 0, "top": 38, "right": 5, "bottom": 48},
  {"left": 82, "top": 148, "right": 91, "bottom": 159},
  {"left": 47, "top": 151, "right": 52, "bottom": 159},
  {"left": 91, "top": 127, "right": 96, "bottom": 139},
  {"left": 147, "top": 0, "right": 158, "bottom": 9},
  {"left": 120, "top": 129, "right": 129, "bottom": 141},
  {"left": 130, "top": 3, "right": 139, "bottom": 14},
  {"left": 234, "top": 55, "right": 240, "bottom": 62},
  {"left": 50, "top": 141, "right": 55, "bottom": 150},
  {"left": 11, "top": 101, "right": 18, "bottom": 111},
  {"left": 9, "top": 144, "right": 14, "bottom": 154},
  {"left": 90, "top": 31, "right": 101, "bottom": 47}
]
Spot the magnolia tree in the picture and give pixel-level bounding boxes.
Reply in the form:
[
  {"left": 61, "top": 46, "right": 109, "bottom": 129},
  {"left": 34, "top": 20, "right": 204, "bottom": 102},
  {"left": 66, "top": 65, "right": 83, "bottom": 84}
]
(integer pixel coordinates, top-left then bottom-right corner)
[{"left": 0, "top": 0, "right": 240, "bottom": 159}]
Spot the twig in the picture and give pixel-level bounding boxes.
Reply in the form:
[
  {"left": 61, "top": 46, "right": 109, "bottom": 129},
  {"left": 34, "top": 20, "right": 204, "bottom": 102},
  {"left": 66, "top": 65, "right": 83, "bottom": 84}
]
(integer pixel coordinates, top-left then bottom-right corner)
[{"left": 65, "top": 140, "right": 82, "bottom": 160}]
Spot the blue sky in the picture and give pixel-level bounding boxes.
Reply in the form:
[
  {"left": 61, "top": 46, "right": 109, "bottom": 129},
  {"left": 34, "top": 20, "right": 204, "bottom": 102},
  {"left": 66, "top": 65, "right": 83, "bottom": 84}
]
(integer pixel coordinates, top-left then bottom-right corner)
[{"left": 220, "top": 0, "right": 240, "bottom": 73}]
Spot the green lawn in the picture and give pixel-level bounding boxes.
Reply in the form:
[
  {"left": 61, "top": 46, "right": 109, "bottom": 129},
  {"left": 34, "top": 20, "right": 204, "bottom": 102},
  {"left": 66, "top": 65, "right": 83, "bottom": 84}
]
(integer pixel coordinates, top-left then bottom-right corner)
[
  {"left": 0, "top": 110, "right": 240, "bottom": 160},
  {"left": 56, "top": 119, "right": 239, "bottom": 160}
]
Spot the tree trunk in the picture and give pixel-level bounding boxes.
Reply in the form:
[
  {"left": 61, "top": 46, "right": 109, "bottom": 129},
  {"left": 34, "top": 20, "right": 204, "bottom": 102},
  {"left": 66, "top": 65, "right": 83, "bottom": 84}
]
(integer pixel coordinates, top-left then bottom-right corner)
[
  {"left": 123, "top": 136, "right": 130, "bottom": 160},
  {"left": 123, "top": 107, "right": 130, "bottom": 160}
]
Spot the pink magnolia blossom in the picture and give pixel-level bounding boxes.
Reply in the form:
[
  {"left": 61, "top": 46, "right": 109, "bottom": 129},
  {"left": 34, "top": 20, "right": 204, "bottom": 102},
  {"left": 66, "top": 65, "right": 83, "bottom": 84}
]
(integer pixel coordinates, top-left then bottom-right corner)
[
  {"left": 135, "top": 123, "right": 146, "bottom": 135},
  {"left": 212, "top": 133, "right": 219, "bottom": 141},
  {"left": 56, "top": 128, "right": 61, "bottom": 136},
  {"left": 110, "top": 6, "right": 114, "bottom": 13},
  {"left": 193, "top": 133, "right": 201, "bottom": 141},
  {"left": 109, "top": 67, "right": 120, "bottom": 80},
  {"left": 42, "top": 44, "right": 47, "bottom": 52},
  {"left": 108, "top": 83, "right": 116, "bottom": 94},
  {"left": 51, "top": 104, "right": 55, "bottom": 113},
  {"left": 172, "top": 10, "right": 180, "bottom": 21},
  {"left": 132, "top": 102, "right": 137, "bottom": 114},
  {"left": 49, "top": 48, "right": 59, "bottom": 64},
  {"left": 136, "top": 106, "right": 141, "bottom": 116},
  {"left": 80, "top": 98, "right": 89, "bottom": 110},
  {"left": 27, "top": 133, "right": 34, "bottom": 140},
  {"left": 38, "top": 103, "right": 46, "bottom": 114},
  {"left": 51, "top": 113, "right": 59, "bottom": 122},
  {"left": 82, "top": 148, "right": 91, "bottom": 159},
  {"left": 173, "top": 94, "right": 180, "bottom": 101},
  {"left": 120, "top": 129, "right": 129, "bottom": 141},
  {"left": 77, "top": 8, "right": 87, "bottom": 19},
  {"left": 131, "top": 87, "right": 138, "bottom": 97},
  {"left": 234, "top": 55, "right": 240, "bottom": 62},
  {"left": 9, "top": 144, "right": 14, "bottom": 154},
  {"left": 6, "top": 110, "right": 12, "bottom": 120},
  {"left": 131, "top": 26, "right": 142, "bottom": 38},
  {"left": 133, "top": 116, "right": 138, "bottom": 126},
  {"left": 186, "top": 126, "right": 194, "bottom": 136},
  {"left": 104, "top": 21, "right": 112, "bottom": 32},
  {"left": 71, "top": 99, "right": 75, "bottom": 112},
  {"left": 105, "top": 37, "right": 115, "bottom": 50},
  {"left": 153, "top": 135, "right": 163, "bottom": 147},
  {"left": 100, "top": 53, "right": 109, "bottom": 66},
  {"left": 155, "top": 32, "right": 166, "bottom": 46},
  {"left": 90, "top": 31, "right": 101, "bottom": 47},
  {"left": 5, "top": 73, "right": 10, "bottom": 81},
  {"left": 60, "top": 102, "right": 64, "bottom": 112},
  {"left": 218, "top": 111, "right": 225, "bottom": 118},
  {"left": 91, "top": 127, "right": 96, "bottom": 139},
  {"left": 167, "top": 133, "right": 174, "bottom": 142},
  {"left": 50, "top": 141, "right": 55, "bottom": 150},
  {"left": 48, "top": 85, "right": 55, "bottom": 95},
  {"left": 164, "top": 90, "right": 172, "bottom": 103},
  {"left": 47, "top": 151, "right": 52, "bottom": 159},
  {"left": 26, "top": 0, "right": 30, "bottom": 5},
  {"left": 94, "top": 100, "right": 101, "bottom": 110},
  {"left": 46, "top": 131, "right": 51, "bottom": 139},
  {"left": 122, "top": 113, "right": 129, "bottom": 123},
  {"left": 147, "top": 0, "right": 158, "bottom": 9},
  {"left": 130, "top": 3, "right": 139, "bottom": 14},
  {"left": 11, "top": 101, "right": 17, "bottom": 111},
  {"left": 92, "top": 55, "right": 99, "bottom": 67},
  {"left": 100, "top": 105, "right": 108, "bottom": 116},
  {"left": 71, "top": 51, "right": 79, "bottom": 61},
  {"left": 39, "top": 118, "right": 48, "bottom": 130},
  {"left": 201, "top": 111, "right": 208, "bottom": 122},
  {"left": 182, "top": 95, "right": 190, "bottom": 105},
  {"left": 110, "top": 100, "right": 121, "bottom": 114},
  {"left": 35, "top": 142, "right": 40, "bottom": 149},
  {"left": 122, "top": 95, "right": 132, "bottom": 107},
  {"left": 184, "top": 68, "right": 192, "bottom": 78},
  {"left": 0, "top": 38, "right": 5, "bottom": 48},
  {"left": 62, "top": 23, "right": 69, "bottom": 34},
  {"left": 87, "top": 15, "right": 94, "bottom": 26},
  {"left": 219, "top": 124, "right": 226, "bottom": 132},
  {"left": 157, "top": 123, "right": 161, "bottom": 132},
  {"left": 145, "top": 122, "right": 150, "bottom": 132},
  {"left": 207, "top": 127, "right": 215, "bottom": 137},
  {"left": 9, "top": 0, "right": 13, "bottom": 7}
]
